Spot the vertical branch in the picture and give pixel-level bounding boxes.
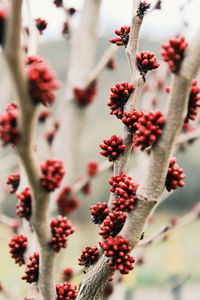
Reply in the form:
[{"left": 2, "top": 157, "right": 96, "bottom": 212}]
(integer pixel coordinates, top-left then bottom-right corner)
[{"left": 4, "top": 2, "right": 56, "bottom": 299}]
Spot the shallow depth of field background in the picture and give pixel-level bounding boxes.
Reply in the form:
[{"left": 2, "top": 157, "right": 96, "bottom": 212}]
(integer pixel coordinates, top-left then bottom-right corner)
[{"left": 0, "top": 0, "right": 200, "bottom": 299}]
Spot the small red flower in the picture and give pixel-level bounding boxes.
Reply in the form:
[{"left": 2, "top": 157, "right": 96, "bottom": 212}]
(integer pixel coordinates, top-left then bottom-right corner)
[
  {"left": 78, "top": 246, "right": 99, "bottom": 267},
  {"left": 87, "top": 161, "right": 99, "bottom": 176},
  {"left": 16, "top": 188, "right": 32, "bottom": 220},
  {"left": 100, "top": 135, "right": 126, "bottom": 161},
  {"left": 26, "top": 56, "right": 60, "bottom": 106},
  {"left": 165, "top": 157, "right": 185, "bottom": 192},
  {"left": 106, "top": 57, "right": 116, "bottom": 70},
  {"left": 6, "top": 173, "right": 20, "bottom": 194},
  {"left": 122, "top": 110, "right": 143, "bottom": 133},
  {"left": 62, "top": 268, "right": 74, "bottom": 282},
  {"left": 185, "top": 80, "right": 200, "bottom": 123},
  {"left": 53, "top": 0, "right": 63, "bottom": 7},
  {"left": 136, "top": 51, "right": 160, "bottom": 77},
  {"left": 56, "top": 282, "right": 78, "bottom": 300},
  {"left": 50, "top": 215, "right": 75, "bottom": 252},
  {"left": 90, "top": 202, "right": 110, "bottom": 224},
  {"left": 0, "top": 9, "right": 7, "bottom": 46},
  {"left": 22, "top": 253, "right": 39, "bottom": 283},
  {"left": 99, "top": 211, "right": 127, "bottom": 239},
  {"left": 161, "top": 35, "right": 188, "bottom": 73},
  {"left": 35, "top": 18, "right": 48, "bottom": 34},
  {"left": 8, "top": 235, "right": 28, "bottom": 266},
  {"left": 109, "top": 26, "right": 130, "bottom": 47},
  {"left": 109, "top": 171, "right": 139, "bottom": 199},
  {"left": 38, "top": 110, "right": 51, "bottom": 123},
  {"left": 40, "top": 159, "right": 65, "bottom": 192},
  {"left": 57, "top": 186, "right": 79, "bottom": 216},
  {"left": 108, "top": 82, "right": 134, "bottom": 119},
  {"left": 73, "top": 80, "right": 97, "bottom": 106},
  {"left": 99, "top": 235, "right": 135, "bottom": 274},
  {"left": 137, "top": 1, "right": 151, "bottom": 18},
  {"left": 133, "top": 111, "right": 165, "bottom": 150},
  {"left": 0, "top": 102, "right": 20, "bottom": 146}
]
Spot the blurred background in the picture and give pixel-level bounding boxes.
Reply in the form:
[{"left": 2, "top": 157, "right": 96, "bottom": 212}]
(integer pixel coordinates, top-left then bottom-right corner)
[{"left": 0, "top": 0, "right": 200, "bottom": 299}]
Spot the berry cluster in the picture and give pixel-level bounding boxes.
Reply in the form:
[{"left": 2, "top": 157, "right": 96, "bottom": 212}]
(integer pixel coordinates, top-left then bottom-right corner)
[
  {"left": 87, "top": 161, "right": 99, "bottom": 177},
  {"left": 0, "top": 102, "right": 20, "bottom": 146},
  {"left": 57, "top": 186, "right": 79, "bottom": 216},
  {"left": 73, "top": 80, "right": 97, "bottom": 106},
  {"left": 56, "top": 282, "right": 78, "bottom": 300},
  {"left": 16, "top": 187, "right": 32, "bottom": 220},
  {"left": 6, "top": 173, "right": 20, "bottom": 194},
  {"left": 99, "top": 211, "right": 127, "bottom": 239},
  {"left": 122, "top": 110, "right": 143, "bottom": 133},
  {"left": 161, "top": 35, "right": 188, "bottom": 73},
  {"left": 26, "top": 55, "right": 60, "bottom": 106},
  {"left": 50, "top": 215, "right": 75, "bottom": 252},
  {"left": 40, "top": 159, "right": 65, "bottom": 192},
  {"left": 8, "top": 235, "right": 27, "bottom": 266},
  {"left": 185, "top": 80, "right": 200, "bottom": 124},
  {"left": 108, "top": 82, "right": 134, "bottom": 119},
  {"left": 53, "top": 0, "right": 63, "bottom": 7},
  {"left": 165, "top": 157, "right": 185, "bottom": 192},
  {"left": 78, "top": 246, "right": 99, "bottom": 267},
  {"left": 99, "top": 235, "right": 135, "bottom": 274},
  {"left": 106, "top": 57, "right": 116, "bottom": 70},
  {"left": 90, "top": 202, "right": 110, "bottom": 224},
  {"left": 109, "top": 171, "right": 139, "bottom": 200},
  {"left": 62, "top": 268, "right": 74, "bottom": 282},
  {"left": 35, "top": 18, "right": 48, "bottom": 34},
  {"left": 100, "top": 135, "right": 126, "bottom": 161},
  {"left": 136, "top": 51, "right": 160, "bottom": 77},
  {"left": 22, "top": 253, "right": 39, "bottom": 283},
  {"left": 137, "top": 1, "right": 151, "bottom": 19},
  {"left": 0, "top": 9, "right": 7, "bottom": 46},
  {"left": 133, "top": 111, "right": 165, "bottom": 150},
  {"left": 109, "top": 26, "right": 130, "bottom": 47}
]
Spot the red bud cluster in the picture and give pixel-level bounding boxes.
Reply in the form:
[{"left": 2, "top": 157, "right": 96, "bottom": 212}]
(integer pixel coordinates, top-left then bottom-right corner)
[
  {"left": 185, "top": 80, "right": 200, "bottom": 123},
  {"left": 6, "top": 173, "right": 20, "bottom": 194},
  {"left": 73, "top": 80, "right": 97, "bottom": 106},
  {"left": 35, "top": 18, "right": 48, "bottom": 34},
  {"left": 16, "top": 187, "right": 32, "bottom": 220},
  {"left": 87, "top": 161, "right": 99, "bottom": 176},
  {"left": 133, "top": 111, "right": 165, "bottom": 150},
  {"left": 106, "top": 57, "right": 116, "bottom": 70},
  {"left": 53, "top": 0, "right": 63, "bottom": 7},
  {"left": 136, "top": 51, "right": 160, "bottom": 77},
  {"left": 161, "top": 35, "right": 188, "bottom": 73},
  {"left": 22, "top": 253, "right": 39, "bottom": 283},
  {"left": 112, "top": 196, "right": 136, "bottom": 213},
  {"left": 40, "top": 159, "right": 65, "bottom": 192},
  {"left": 165, "top": 157, "right": 185, "bottom": 192},
  {"left": 56, "top": 282, "right": 78, "bottom": 300},
  {"left": 78, "top": 246, "right": 99, "bottom": 267},
  {"left": 108, "top": 82, "right": 134, "bottom": 119},
  {"left": 57, "top": 186, "right": 79, "bottom": 216},
  {"left": 109, "top": 26, "right": 130, "bottom": 47},
  {"left": 90, "top": 202, "right": 110, "bottom": 224},
  {"left": 137, "top": 1, "right": 151, "bottom": 19},
  {"left": 26, "top": 56, "right": 60, "bottom": 106},
  {"left": 62, "top": 268, "right": 74, "bottom": 282},
  {"left": 38, "top": 110, "right": 51, "bottom": 123},
  {"left": 122, "top": 110, "right": 143, "bottom": 133},
  {"left": 99, "top": 211, "right": 127, "bottom": 239},
  {"left": 50, "top": 215, "right": 75, "bottom": 252},
  {"left": 8, "top": 235, "right": 27, "bottom": 266},
  {"left": 100, "top": 135, "right": 126, "bottom": 161},
  {"left": 99, "top": 235, "right": 135, "bottom": 274},
  {"left": 0, "top": 102, "right": 20, "bottom": 146}
]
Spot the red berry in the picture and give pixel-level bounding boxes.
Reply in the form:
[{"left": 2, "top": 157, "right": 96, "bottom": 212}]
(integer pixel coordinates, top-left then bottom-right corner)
[
  {"left": 56, "top": 282, "right": 78, "bottom": 299},
  {"left": 62, "top": 268, "right": 74, "bottom": 282},
  {"left": 8, "top": 235, "right": 28, "bottom": 266},
  {"left": 185, "top": 80, "right": 200, "bottom": 123},
  {"left": 57, "top": 186, "right": 79, "bottom": 216},
  {"left": 22, "top": 253, "right": 39, "bottom": 283},
  {"left": 122, "top": 110, "right": 143, "bottom": 133},
  {"left": 165, "top": 157, "right": 185, "bottom": 192},
  {"left": 109, "top": 26, "right": 130, "bottom": 47},
  {"left": 136, "top": 51, "right": 160, "bottom": 76},
  {"left": 35, "top": 18, "right": 48, "bottom": 34},
  {"left": 87, "top": 161, "right": 99, "bottom": 176},
  {"left": 78, "top": 246, "right": 99, "bottom": 267},
  {"left": 99, "top": 211, "right": 127, "bottom": 239},
  {"left": 6, "top": 173, "right": 20, "bottom": 194},
  {"left": 90, "top": 202, "right": 110, "bottom": 224},
  {"left": 40, "top": 159, "right": 65, "bottom": 192},
  {"left": 16, "top": 188, "right": 32, "bottom": 220},
  {"left": 73, "top": 80, "right": 97, "bottom": 107}
]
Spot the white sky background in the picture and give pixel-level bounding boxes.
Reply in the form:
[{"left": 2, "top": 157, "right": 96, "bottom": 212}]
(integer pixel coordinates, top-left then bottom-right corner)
[{"left": 24, "top": 0, "right": 200, "bottom": 42}]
